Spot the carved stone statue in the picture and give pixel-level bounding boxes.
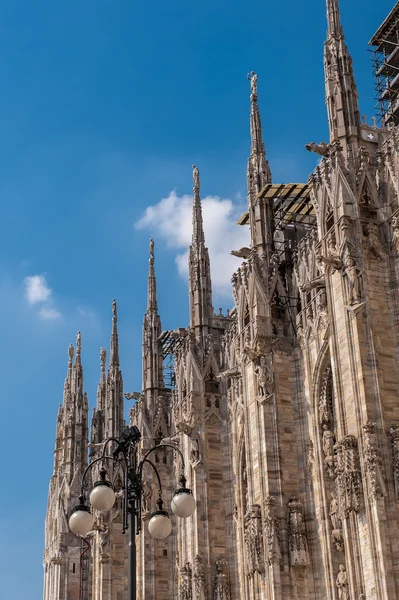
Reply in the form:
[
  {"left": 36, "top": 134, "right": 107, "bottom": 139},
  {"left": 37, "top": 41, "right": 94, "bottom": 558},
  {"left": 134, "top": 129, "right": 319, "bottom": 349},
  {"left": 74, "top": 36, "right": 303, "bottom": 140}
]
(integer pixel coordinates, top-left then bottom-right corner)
[
  {"left": 247, "top": 71, "right": 258, "bottom": 97},
  {"left": 392, "top": 217, "right": 399, "bottom": 254},
  {"left": 305, "top": 141, "right": 330, "bottom": 156},
  {"left": 244, "top": 504, "right": 264, "bottom": 576},
  {"left": 287, "top": 496, "right": 309, "bottom": 566},
  {"left": 100, "top": 347, "right": 107, "bottom": 371},
  {"left": 180, "top": 562, "right": 193, "bottom": 600},
  {"left": 344, "top": 255, "right": 362, "bottom": 305},
  {"left": 330, "top": 491, "right": 341, "bottom": 530},
  {"left": 192, "top": 165, "right": 200, "bottom": 189},
  {"left": 336, "top": 565, "right": 349, "bottom": 600},
  {"left": 213, "top": 558, "right": 230, "bottom": 600},
  {"left": 193, "top": 554, "right": 206, "bottom": 600},
  {"left": 254, "top": 355, "right": 273, "bottom": 398},
  {"left": 141, "top": 478, "right": 152, "bottom": 514},
  {"left": 322, "top": 425, "right": 335, "bottom": 458}
]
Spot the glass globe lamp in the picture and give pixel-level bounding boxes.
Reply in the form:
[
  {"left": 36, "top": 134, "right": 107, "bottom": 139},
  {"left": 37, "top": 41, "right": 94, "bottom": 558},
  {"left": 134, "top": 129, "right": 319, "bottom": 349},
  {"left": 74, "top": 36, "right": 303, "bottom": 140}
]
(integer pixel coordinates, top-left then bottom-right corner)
[
  {"left": 171, "top": 475, "right": 196, "bottom": 518},
  {"left": 69, "top": 498, "right": 94, "bottom": 537},
  {"left": 90, "top": 468, "right": 116, "bottom": 512},
  {"left": 148, "top": 496, "right": 172, "bottom": 539}
]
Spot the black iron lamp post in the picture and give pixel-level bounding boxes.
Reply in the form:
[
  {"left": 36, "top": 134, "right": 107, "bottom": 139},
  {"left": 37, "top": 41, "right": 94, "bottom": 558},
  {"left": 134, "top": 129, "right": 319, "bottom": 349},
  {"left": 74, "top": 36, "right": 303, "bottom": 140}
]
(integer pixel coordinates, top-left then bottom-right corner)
[{"left": 68, "top": 426, "right": 196, "bottom": 600}]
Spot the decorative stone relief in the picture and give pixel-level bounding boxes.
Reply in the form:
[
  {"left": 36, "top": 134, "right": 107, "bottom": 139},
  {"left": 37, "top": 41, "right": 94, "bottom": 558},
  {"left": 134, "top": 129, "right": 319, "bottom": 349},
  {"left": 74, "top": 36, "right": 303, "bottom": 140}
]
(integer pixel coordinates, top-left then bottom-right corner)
[
  {"left": 264, "top": 497, "right": 281, "bottom": 564},
  {"left": 322, "top": 425, "right": 336, "bottom": 479},
  {"left": 389, "top": 424, "right": 399, "bottom": 498},
  {"left": 213, "top": 558, "right": 230, "bottom": 600},
  {"left": 391, "top": 217, "right": 399, "bottom": 255},
  {"left": 319, "top": 366, "right": 333, "bottom": 426},
  {"left": 330, "top": 491, "right": 344, "bottom": 552},
  {"left": 362, "top": 422, "right": 387, "bottom": 499},
  {"left": 244, "top": 504, "right": 264, "bottom": 576},
  {"left": 335, "top": 435, "right": 362, "bottom": 516},
  {"left": 307, "top": 439, "right": 315, "bottom": 474},
  {"left": 193, "top": 554, "right": 206, "bottom": 600},
  {"left": 180, "top": 562, "right": 193, "bottom": 600},
  {"left": 254, "top": 355, "right": 273, "bottom": 399},
  {"left": 287, "top": 496, "right": 309, "bottom": 567},
  {"left": 336, "top": 564, "right": 349, "bottom": 600},
  {"left": 363, "top": 223, "right": 385, "bottom": 261}
]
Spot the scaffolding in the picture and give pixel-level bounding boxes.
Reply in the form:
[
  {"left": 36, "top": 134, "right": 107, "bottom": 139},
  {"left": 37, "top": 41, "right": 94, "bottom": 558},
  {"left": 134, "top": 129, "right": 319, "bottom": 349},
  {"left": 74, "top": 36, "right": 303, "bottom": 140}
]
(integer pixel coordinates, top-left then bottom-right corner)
[
  {"left": 369, "top": 1, "right": 399, "bottom": 125},
  {"left": 159, "top": 329, "right": 185, "bottom": 391},
  {"left": 237, "top": 182, "right": 316, "bottom": 258}
]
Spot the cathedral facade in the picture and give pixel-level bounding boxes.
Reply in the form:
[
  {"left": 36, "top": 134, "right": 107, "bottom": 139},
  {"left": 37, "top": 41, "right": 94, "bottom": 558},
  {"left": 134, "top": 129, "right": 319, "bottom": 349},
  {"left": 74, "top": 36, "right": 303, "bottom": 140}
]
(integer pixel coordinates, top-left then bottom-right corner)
[{"left": 43, "top": 1, "right": 399, "bottom": 599}]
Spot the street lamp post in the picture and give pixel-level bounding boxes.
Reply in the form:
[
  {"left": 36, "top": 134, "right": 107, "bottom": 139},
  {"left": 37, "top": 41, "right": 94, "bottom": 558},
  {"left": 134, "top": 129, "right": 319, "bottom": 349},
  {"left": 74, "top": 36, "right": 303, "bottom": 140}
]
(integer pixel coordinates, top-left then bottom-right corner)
[{"left": 68, "top": 426, "right": 196, "bottom": 600}]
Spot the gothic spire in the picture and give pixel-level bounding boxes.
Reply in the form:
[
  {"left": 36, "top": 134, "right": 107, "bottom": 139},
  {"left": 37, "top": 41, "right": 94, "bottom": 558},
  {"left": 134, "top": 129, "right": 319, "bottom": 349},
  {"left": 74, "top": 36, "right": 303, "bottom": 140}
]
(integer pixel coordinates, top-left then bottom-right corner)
[
  {"left": 326, "top": 0, "right": 343, "bottom": 38},
  {"left": 110, "top": 299, "right": 120, "bottom": 367},
  {"left": 147, "top": 239, "right": 158, "bottom": 313},
  {"left": 188, "top": 165, "right": 213, "bottom": 334},
  {"left": 143, "top": 239, "right": 164, "bottom": 394},
  {"left": 104, "top": 301, "right": 124, "bottom": 439},
  {"left": 248, "top": 71, "right": 271, "bottom": 191},
  {"left": 192, "top": 165, "right": 205, "bottom": 245},
  {"left": 246, "top": 72, "right": 273, "bottom": 260},
  {"left": 324, "top": 0, "right": 360, "bottom": 146}
]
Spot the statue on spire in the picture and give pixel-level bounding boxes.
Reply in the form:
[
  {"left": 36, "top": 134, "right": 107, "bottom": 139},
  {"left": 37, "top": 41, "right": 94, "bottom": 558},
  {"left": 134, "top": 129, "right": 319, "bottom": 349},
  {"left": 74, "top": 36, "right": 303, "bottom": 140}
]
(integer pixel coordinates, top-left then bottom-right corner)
[
  {"left": 247, "top": 71, "right": 258, "bottom": 99},
  {"left": 149, "top": 238, "right": 155, "bottom": 260},
  {"left": 112, "top": 299, "right": 117, "bottom": 320},
  {"left": 192, "top": 165, "right": 200, "bottom": 190},
  {"left": 68, "top": 343, "right": 74, "bottom": 363},
  {"left": 100, "top": 348, "right": 107, "bottom": 373}
]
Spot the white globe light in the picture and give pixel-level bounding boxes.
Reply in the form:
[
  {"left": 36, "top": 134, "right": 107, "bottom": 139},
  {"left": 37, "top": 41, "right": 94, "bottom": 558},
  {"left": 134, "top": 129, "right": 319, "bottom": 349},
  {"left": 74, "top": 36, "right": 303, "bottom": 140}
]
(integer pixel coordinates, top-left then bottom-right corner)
[
  {"left": 148, "top": 512, "right": 172, "bottom": 539},
  {"left": 69, "top": 509, "right": 94, "bottom": 537},
  {"left": 90, "top": 483, "right": 116, "bottom": 512},
  {"left": 171, "top": 491, "right": 196, "bottom": 518}
]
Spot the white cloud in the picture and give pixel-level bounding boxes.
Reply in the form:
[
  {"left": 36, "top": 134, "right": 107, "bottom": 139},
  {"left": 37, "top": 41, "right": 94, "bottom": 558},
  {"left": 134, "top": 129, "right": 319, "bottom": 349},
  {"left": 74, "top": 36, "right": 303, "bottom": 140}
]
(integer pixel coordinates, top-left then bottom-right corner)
[
  {"left": 136, "top": 190, "right": 250, "bottom": 298},
  {"left": 39, "top": 307, "right": 62, "bottom": 320},
  {"left": 24, "top": 274, "right": 62, "bottom": 320},
  {"left": 25, "top": 275, "right": 52, "bottom": 304}
]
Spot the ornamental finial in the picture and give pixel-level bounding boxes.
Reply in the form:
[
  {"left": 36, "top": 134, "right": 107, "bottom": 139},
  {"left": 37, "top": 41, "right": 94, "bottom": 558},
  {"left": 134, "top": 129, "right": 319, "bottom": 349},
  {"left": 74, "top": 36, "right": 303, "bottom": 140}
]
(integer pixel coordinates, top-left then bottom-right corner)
[{"left": 192, "top": 165, "right": 200, "bottom": 190}]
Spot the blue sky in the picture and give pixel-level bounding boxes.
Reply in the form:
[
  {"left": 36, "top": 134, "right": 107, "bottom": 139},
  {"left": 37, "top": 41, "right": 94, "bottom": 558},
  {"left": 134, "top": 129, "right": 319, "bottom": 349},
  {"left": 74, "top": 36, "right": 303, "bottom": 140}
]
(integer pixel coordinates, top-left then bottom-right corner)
[{"left": 0, "top": 0, "right": 394, "bottom": 597}]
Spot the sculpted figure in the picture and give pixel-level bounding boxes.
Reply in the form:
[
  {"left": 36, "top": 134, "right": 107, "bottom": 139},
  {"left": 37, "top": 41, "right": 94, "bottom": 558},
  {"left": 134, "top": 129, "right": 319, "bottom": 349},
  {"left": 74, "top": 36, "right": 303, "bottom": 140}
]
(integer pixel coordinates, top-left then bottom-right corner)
[
  {"left": 336, "top": 565, "right": 349, "bottom": 600},
  {"left": 344, "top": 255, "right": 362, "bottom": 305},
  {"left": 192, "top": 165, "right": 200, "bottom": 189},
  {"left": 330, "top": 491, "right": 341, "bottom": 530},
  {"left": 323, "top": 425, "right": 335, "bottom": 458},
  {"left": 247, "top": 71, "right": 258, "bottom": 97}
]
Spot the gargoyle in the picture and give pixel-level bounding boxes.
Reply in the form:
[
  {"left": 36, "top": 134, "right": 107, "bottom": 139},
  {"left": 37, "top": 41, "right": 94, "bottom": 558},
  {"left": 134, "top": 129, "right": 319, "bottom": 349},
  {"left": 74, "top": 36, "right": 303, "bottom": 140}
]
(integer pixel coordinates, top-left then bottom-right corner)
[
  {"left": 305, "top": 141, "right": 330, "bottom": 157},
  {"left": 124, "top": 392, "right": 142, "bottom": 401},
  {"left": 300, "top": 276, "right": 326, "bottom": 293},
  {"left": 216, "top": 365, "right": 242, "bottom": 381},
  {"left": 231, "top": 247, "right": 251, "bottom": 259}
]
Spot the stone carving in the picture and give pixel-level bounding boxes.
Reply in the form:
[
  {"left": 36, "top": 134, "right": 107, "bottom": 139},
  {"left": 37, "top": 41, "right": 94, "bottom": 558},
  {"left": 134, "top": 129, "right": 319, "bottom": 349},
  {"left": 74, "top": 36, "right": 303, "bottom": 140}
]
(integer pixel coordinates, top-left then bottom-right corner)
[
  {"left": 192, "top": 165, "right": 200, "bottom": 190},
  {"left": 180, "top": 562, "right": 193, "bottom": 600},
  {"left": 99, "top": 526, "right": 110, "bottom": 562},
  {"left": 244, "top": 504, "right": 264, "bottom": 576},
  {"left": 254, "top": 355, "right": 273, "bottom": 398},
  {"left": 335, "top": 436, "right": 362, "bottom": 516},
  {"left": 193, "top": 554, "right": 206, "bottom": 600},
  {"left": 300, "top": 276, "right": 325, "bottom": 293},
  {"left": 247, "top": 71, "right": 258, "bottom": 98},
  {"left": 264, "top": 496, "right": 281, "bottom": 564},
  {"left": 141, "top": 478, "right": 152, "bottom": 515},
  {"left": 364, "top": 223, "right": 385, "bottom": 261},
  {"left": 330, "top": 491, "right": 344, "bottom": 552},
  {"left": 336, "top": 565, "right": 349, "bottom": 600},
  {"left": 363, "top": 422, "right": 386, "bottom": 499},
  {"left": 320, "top": 234, "right": 342, "bottom": 272},
  {"left": 288, "top": 496, "right": 309, "bottom": 567},
  {"left": 319, "top": 366, "right": 333, "bottom": 426},
  {"left": 307, "top": 439, "right": 315, "bottom": 474},
  {"left": 390, "top": 424, "right": 399, "bottom": 498},
  {"left": 305, "top": 141, "right": 330, "bottom": 156},
  {"left": 344, "top": 254, "right": 362, "bottom": 305},
  {"left": 231, "top": 247, "right": 251, "bottom": 259},
  {"left": 392, "top": 217, "right": 399, "bottom": 254},
  {"left": 213, "top": 558, "right": 230, "bottom": 600},
  {"left": 322, "top": 425, "right": 336, "bottom": 478}
]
